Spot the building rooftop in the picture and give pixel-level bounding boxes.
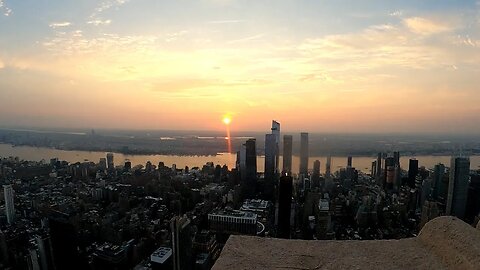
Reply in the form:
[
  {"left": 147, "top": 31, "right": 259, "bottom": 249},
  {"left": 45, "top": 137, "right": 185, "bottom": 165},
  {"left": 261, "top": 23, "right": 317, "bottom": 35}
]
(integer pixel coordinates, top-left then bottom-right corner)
[
  {"left": 213, "top": 216, "right": 480, "bottom": 270},
  {"left": 209, "top": 209, "right": 257, "bottom": 220},
  {"left": 150, "top": 247, "right": 172, "bottom": 264}
]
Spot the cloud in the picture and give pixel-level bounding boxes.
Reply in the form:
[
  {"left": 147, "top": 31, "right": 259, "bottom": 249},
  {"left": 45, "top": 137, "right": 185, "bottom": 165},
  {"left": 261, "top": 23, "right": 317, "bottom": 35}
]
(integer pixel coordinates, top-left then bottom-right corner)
[
  {"left": 0, "top": 59, "right": 4, "bottom": 69},
  {"left": 49, "top": 22, "right": 72, "bottom": 28},
  {"left": 88, "top": 0, "right": 130, "bottom": 26},
  {"left": 389, "top": 10, "right": 403, "bottom": 17},
  {"left": 87, "top": 19, "right": 112, "bottom": 26},
  {"left": 92, "top": 0, "right": 130, "bottom": 16},
  {"left": 297, "top": 18, "right": 466, "bottom": 71},
  {"left": 403, "top": 17, "right": 453, "bottom": 35},
  {"left": 0, "top": 0, "right": 12, "bottom": 16}
]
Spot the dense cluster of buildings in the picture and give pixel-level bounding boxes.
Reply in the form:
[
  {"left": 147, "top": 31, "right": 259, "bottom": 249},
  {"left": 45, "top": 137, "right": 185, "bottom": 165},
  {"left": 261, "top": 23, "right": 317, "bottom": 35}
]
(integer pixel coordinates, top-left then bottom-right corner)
[{"left": 1, "top": 122, "right": 480, "bottom": 270}]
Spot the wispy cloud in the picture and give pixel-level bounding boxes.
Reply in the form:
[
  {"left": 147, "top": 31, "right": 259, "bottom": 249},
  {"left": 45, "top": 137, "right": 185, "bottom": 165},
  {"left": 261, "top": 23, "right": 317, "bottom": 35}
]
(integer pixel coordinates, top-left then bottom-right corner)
[
  {"left": 92, "top": 0, "right": 130, "bottom": 16},
  {"left": 49, "top": 22, "right": 72, "bottom": 29},
  {"left": 389, "top": 10, "right": 403, "bottom": 17},
  {"left": 403, "top": 17, "right": 454, "bottom": 35},
  {"left": 0, "top": 0, "right": 12, "bottom": 16},
  {"left": 87, "top": 19, "right": 112, "bottom": 26},
  {"left": 297, "top": 16, "right": 466, "bottom": 71},
  {"left": 88, "top": 0, "right": 130, "bottom": 26}
]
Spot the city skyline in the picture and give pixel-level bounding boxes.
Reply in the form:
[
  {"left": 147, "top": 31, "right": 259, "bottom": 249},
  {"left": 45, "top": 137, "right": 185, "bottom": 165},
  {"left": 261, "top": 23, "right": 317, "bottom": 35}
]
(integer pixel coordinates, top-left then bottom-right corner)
[{"left": 1, "top": 1, "right": 480, "bottom": 133}]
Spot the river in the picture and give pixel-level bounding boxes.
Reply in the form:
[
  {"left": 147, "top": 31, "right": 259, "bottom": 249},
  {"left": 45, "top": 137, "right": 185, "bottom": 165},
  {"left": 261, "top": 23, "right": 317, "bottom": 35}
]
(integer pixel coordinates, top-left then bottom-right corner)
[{"left": 0, "top": 143, "right": 479, "bottom": 173}]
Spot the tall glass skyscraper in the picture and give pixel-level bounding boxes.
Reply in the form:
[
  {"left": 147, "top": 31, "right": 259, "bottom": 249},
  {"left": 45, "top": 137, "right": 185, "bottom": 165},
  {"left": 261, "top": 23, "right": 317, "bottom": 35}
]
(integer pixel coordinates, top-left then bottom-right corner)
[
  {"left": 299, "top": 132, "right": 309, "bottom": 175},
  {"left": 3, "top": 185, "right": 14, "bottom": 224},
  {"left": 446, "top": 157, "right": 470, "bottom": 219},
  {"left": 282, "top": 135, "right": 293, "bottom": 174}
]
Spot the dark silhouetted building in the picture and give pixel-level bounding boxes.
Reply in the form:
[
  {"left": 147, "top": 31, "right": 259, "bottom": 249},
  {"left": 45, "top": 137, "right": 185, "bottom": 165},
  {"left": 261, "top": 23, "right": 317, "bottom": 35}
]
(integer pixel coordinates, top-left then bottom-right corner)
[
  {"left": 393, "top": 152, "right": 400, "bottom": 167},
  {"left": 124, "top": 160, "right": 132, "bottom": 172},
  {"left": 36, "top": 233, "right": 55, "bottom": 270},
  {"left": 432, "top": 164, "right": 446, "bottom": 202},
  {"left": 312, "top": 159, "right": 321, "bottom": 188},
  {"left": 107, "top": 153, "right": 114, "bottom": 171},
  {"left": 325, "top": 156, "right": 332, "bottom": 178},
  {"left": 242, "top": 139, "right": 257, "bottom": 199},
  {"left": 3, "top": 184, "right": 15, "bottom": 225},
  {"left": 299, "top": 133, "right": 309, "bottom": 175},
  {"left": 376, "top": 153, "right": 382, "bottom": 179},
  {"left": 282, "top": 135, "right": 293, "bottom": 175},
  {"left": 264, "top": 134, "right": 276, "bottom": 200},
  {"left": 384, "top": 157, "right": 395, "bottom": 190},
  {"left": 446, "top": 157, "right": 470, "bottom": 219},
  {"left": 49, "top": 212, "right": 80, "bottom": 270},
  {"left": 171, "top": 216, "right": 193, "bottom": 270},
  {"left": 466, "top": 174, "right": 480, "bottom": 223},
  {"left": 271, "top": 121, "right": 280, "bottom": 174},
  {"left": 278, "top": 175, "right": 293, "bottom": 239},
  {"left": 408, "top": 159, "right": 419, "bottom": 188}
]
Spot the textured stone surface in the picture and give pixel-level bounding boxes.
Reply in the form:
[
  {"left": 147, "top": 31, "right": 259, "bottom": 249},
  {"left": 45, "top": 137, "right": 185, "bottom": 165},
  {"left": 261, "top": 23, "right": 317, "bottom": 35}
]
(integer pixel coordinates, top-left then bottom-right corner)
[{"left": 213, "top": 216, "right": 480, "bottom": 270}]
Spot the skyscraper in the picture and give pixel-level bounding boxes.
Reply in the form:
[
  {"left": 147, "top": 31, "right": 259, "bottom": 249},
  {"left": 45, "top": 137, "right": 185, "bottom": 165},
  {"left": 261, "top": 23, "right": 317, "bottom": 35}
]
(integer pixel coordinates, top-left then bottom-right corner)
[
  {"left": 432, "top": 163, "right": 446, "bottom": 200},
  {"left": 299, "top": 133, "right": 309, "bottom": 175},
  {"left": 408, "top": 159, "right": 419, "bottom": 188},
  {"left": 282, "top": 135, "right": 293, "bottom": 174},
  {"left": 393, "top": 151, "right": 401, "bottom": 167},
  {"left": 36, "top": 234, "right": 55, "bottom": 270},
  {"left": 171, "top": 216, "right": 193, "bottom": 270},
  {"left": 376, "top": 153, "right": 382, "bottom": 179},
  {"left": 313, "top": 160, "right": 321, "bottom": 176},
  {"left": 312, "top": 160, "right": 321, "bottom": 188},
  {"left": 371, "top": 160, "right": 377, "bottom": 177},
  {"left": 446, "top": 157, "right": 470, "bottom": 219},
  {"left": 271, "top": 120, "right": 281, "bottom": 173},
  {"left": 243, "top": 139, "right": 257, "bottom": 199},
  {"left": 106, "top": 153, "right": 114, "bottom": 171},
  {"left": 326, "top": 156, "right": 332, "bottom": 178},
  {"left": 265, "top": 134, "right": 276, "bottom": 178},
  {"left": 264, "top": 134, "right": 277, "bottom": 200},
  {"left": 49, "top": 212, "right": 81, "bottom": 270},
  {"left": 278, "top": 175, "right": 293, "bottom": 239},
  {"left": 347, "top": 156, "right": 353, "bottom": 168},
  {"left": 384, "top": 157, "right": 395, "bottom": 190},
  {"left": 3, "top": 185, "right": 14, "bottom": 224}
]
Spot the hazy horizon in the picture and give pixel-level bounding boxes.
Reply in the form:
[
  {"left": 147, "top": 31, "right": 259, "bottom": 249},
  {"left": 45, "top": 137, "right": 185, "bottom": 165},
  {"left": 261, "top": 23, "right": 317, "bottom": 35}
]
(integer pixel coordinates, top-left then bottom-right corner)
[
  {"left": 2, "top": 124, "right": 480, "bottom": 139},
  {"left": 1, "top": 1, "right": 480, "bottom": 133}
]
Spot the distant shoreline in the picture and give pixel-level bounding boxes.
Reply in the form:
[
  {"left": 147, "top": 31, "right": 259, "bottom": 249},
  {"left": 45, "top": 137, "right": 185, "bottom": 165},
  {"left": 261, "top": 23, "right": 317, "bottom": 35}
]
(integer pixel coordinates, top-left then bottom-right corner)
[{"left": 3, "top": 142, "right": 478, "bottom": 159}]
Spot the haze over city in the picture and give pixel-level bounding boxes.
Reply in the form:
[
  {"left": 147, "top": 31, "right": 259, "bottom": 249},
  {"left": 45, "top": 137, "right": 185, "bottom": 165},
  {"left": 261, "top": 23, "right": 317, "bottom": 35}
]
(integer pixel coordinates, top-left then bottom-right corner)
[{"left": 1, "top": 0, "right": 480, "bottom": 133}]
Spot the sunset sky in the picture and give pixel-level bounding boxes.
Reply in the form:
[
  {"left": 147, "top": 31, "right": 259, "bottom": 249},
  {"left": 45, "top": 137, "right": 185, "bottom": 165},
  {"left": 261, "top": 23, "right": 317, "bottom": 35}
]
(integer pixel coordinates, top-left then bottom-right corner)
[{"left": 0, "top": 0, "right": 479, "bottom": 133}]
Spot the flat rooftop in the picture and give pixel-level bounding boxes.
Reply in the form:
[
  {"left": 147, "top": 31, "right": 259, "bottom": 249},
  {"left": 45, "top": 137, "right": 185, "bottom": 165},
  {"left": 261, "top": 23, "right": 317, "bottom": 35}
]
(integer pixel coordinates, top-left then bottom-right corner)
[
  {"left": 213, "top": 216, "right": 480, "bottom": 270},
  {"left": 209, "top": 209, "right": 257, "bottom": 219}
]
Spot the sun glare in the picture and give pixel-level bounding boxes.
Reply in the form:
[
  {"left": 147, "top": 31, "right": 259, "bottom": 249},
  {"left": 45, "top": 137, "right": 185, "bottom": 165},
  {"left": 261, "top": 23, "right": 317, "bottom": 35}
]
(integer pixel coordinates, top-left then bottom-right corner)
[{"left": 223, "top": 116, "right": 232, "bottom": 125}]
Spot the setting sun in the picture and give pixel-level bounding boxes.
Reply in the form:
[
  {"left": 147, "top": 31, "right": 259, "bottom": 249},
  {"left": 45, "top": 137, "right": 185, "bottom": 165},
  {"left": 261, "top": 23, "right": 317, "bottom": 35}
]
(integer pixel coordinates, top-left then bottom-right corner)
[{"left": 223, "top": 116, "right": 232, "bottom": 125}]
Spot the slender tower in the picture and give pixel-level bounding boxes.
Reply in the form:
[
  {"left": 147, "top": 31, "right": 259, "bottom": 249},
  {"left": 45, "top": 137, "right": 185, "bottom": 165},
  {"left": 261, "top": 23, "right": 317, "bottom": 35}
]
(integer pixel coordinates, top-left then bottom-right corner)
[
  {"left": 299, "top": 133, "right": 309, "bottom": 175},
  {"left": 283, "top": 135, "right": 293, "bottom": 174},
  {"left": 3, "top": 185, "right": 15, "bottom": 224},
  {"left": 271, "top": 121, "right": 281, "bottom": 173}
]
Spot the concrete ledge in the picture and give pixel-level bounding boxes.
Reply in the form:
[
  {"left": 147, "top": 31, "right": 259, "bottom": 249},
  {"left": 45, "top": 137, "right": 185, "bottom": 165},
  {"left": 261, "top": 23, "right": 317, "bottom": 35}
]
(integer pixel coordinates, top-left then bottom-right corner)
[
  {"left": 418, "top": 216, "right": 480, "bottom": 270},
  {"left": 213, "top": 216, "right": 480, "bottom": 270}
]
